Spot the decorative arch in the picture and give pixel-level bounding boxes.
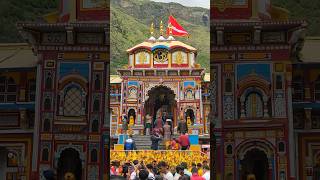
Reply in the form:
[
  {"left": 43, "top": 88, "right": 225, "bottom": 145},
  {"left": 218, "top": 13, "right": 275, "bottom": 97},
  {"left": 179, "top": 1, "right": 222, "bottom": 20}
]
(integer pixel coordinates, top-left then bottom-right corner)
[
  {"left": 237, "top": 75, "right": 270, "bottom": 97},
  {"left": 58, "top": 74, "right": 88, "bottom": 91},
  {"left": 235, "top": 139, "right": 275, "bottom": 160},
  {"left": 54, "top": 144, "right": 85, "bottom": 168},
  {"left": 145, "top": 84, "right": 176, "bottom": 101}
]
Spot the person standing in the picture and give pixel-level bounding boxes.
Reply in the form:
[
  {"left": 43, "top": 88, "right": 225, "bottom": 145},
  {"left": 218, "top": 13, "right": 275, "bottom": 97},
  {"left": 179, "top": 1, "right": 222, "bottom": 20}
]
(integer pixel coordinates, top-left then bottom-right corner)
[
  {"left": 178, "top": 132, "right": 190, "bottom": 150},
  {"left": 124, "top": 135, "right": 137, "bottom": 150},
  {"left": 145, "top": 114, "right": 152, "bottom": 135},
  {"left": 202, "top": 165, "right": 210, "bottom": 180},
  {"left": 163, "top": 121, "right": 171, "bottom": 142},
  {"left": 151, "top": 130, "right": 162, "bottom": 150},
  {"left": 190, "top": 167, "right": 205, "bottom": 180},
  {"left": 158, "top": 161, "right": 173, "bottom": 180},
  {"left": 177, "top": 118, "right": 188, "bottom": 134},
  {"left": 122, "top": 115, "right": 128, "bottom": 134}
]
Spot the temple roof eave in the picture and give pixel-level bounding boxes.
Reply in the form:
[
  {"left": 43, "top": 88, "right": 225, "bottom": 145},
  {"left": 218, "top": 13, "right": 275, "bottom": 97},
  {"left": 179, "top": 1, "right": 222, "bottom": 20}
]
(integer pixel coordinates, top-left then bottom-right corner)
[{"left": 126, "top": 40, "right": 197, "bottom": 53}]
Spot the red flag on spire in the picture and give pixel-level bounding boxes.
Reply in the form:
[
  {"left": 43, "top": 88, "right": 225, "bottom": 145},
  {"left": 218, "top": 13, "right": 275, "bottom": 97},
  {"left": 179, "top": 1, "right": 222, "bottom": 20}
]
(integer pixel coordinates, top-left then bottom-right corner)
[{"left": 166, "top": 15, "right": 189, "bottom": 37}]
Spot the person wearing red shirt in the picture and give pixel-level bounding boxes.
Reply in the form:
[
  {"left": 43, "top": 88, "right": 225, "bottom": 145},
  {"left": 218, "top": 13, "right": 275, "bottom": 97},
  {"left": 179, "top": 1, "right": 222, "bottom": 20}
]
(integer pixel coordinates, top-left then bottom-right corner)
[
  {"left": 178, "top": 132, "right": 190, "bottom": 150},
  {"left": 190, "top": 167, "right": 205, "bottom": 180},
  {"left": 171, "top": 138, "right": 180, "bottom": 150}
]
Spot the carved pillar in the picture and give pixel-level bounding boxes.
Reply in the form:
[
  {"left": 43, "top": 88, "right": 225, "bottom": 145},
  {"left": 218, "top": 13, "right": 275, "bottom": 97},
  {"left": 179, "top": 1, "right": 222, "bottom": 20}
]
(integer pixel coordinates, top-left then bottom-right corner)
[
  {"left": 263, "top": 96, "right": 269, "bottom": 118},
  {"left": 66, "top": 26, "right": 74, "bottom": 45}
]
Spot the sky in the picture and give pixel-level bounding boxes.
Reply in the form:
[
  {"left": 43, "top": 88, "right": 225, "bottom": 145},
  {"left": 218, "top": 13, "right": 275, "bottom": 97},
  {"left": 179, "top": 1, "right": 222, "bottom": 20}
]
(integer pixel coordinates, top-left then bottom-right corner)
[{"left": 151, "top": 0, "right": 210, "bottom": 9}]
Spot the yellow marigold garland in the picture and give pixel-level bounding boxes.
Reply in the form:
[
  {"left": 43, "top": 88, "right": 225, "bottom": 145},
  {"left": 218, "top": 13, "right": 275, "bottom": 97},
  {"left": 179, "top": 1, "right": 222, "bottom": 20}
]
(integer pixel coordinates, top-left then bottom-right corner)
[{"left": 110, "top": 150, "right": 209, "bottom": 168}]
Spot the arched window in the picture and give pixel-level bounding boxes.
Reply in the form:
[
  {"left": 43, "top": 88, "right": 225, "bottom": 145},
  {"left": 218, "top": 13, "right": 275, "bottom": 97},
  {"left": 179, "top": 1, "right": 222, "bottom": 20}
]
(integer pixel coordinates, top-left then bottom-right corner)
[
  {"left": 91, "top": 119, "right": 99, "bottom": 132},
  {"left": 94, "top": 74, "right": 101, "bottom": 90},
  {"left": 276, "top": 75, "right": 283, "bottom": 90},
  {"left": 43, "top": 118, "right": 50, "bottom": 132},
  {"left": 225, "top": 78, "right": 232, "bottom": 92},
  {"left": 186, "top": 89, "right": 193, "bottom": 99},
  {"left": 93, "top": 98, "right": 100, "bottom": 112},
  {"left": 128, "top": 88, "right": 137, "bottom": 99},
  {"left": 0, "top": 76, "right": 17, "bottom": 103},
  {"left": 42, "top": 148, "right": 49, "bottom": 161},
  {"left": 90, "top": 149, "right": 98, "bottom": 163},
  {"left": 63, "top": 86, "right": 82, "bottom": 116},
  {"left": 44, "top": 97, "right": 51, "bottom": 110},
  {"left": 45, "top": 72, "right": 52, "bottom": 90},
  {"left": 245, "top": 92, "right": 263, "bottom": 118}
]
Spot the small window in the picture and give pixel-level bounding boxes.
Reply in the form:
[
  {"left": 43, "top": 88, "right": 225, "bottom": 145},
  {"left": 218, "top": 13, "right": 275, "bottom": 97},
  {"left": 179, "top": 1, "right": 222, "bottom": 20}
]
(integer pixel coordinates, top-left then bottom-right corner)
[
  {"left": 93, "top": 98, "right": 100, "bottom": 112},
  {"left": 276, "top": 75, "right": 283, "bottom": 90},
  {"left": 45, "top": 73, "right": 52, "bottom": 90},
  {"left": 42, "top": 148, "right": 49, "bottom": 161},
  {"left": 91, "top": 149, "right": 98, "bottom": 163},
  {"left": 278, "top": 142, "right": 285, "bottom": 152},
  {"left": 94, "top": 74, "right": 101, "bottom": 90},
  {"left": 92, "top": 119, "right": 99, "bottom": 132},
  {"left": 225, "top": 78, "right": 232, "bottom": 92},
  {"left": 44, "top": 97, "right": 51, "bottom": 110},
  {"left": 43, "top": 118, "right": 50, "bottom": 132},
  {"left": 226, "top": 145, "right": 233, "bottom": 155}
]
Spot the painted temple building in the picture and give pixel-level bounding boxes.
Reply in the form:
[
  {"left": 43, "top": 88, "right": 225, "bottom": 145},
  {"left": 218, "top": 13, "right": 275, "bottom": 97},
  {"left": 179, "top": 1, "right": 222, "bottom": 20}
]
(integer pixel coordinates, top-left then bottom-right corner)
[
  {"left": 109, "top": 25, "right": 211, "bottom": 146},
  {"left": 211, "top": 0, "right": 308, "bottom": 180},
  {"left": 6, "top": 0, "right": 109, "bottom": 179}
]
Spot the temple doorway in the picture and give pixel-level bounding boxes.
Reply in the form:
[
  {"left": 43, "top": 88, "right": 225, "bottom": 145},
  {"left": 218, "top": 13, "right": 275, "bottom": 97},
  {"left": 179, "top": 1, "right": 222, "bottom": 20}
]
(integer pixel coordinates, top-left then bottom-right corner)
[
  {"left": 240, "top": 148, "right": 269, "bottom": 180},
  {"left": 128, "top": 109, "right": 136, "bottom": 124},
  {"left": 57, "top": 148, "right": 82, "bottom": 180},
  {"left": 144, "top": 85, "right": 177, "bottom": 127},
  {"left": 185, "top": 109, "right": 195, "bottom": 125}
]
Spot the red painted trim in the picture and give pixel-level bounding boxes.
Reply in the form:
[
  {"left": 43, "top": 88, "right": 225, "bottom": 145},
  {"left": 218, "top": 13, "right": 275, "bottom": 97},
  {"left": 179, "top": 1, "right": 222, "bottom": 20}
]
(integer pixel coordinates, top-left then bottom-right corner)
[{"left": 153, "top": 64, "right": 168, "bottom": 68}]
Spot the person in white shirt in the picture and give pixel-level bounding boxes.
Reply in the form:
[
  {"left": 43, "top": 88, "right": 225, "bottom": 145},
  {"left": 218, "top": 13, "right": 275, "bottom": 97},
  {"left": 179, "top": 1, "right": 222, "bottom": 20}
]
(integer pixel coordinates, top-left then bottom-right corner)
[
  {"left": 180, "top": 162, "right": 192, "bottom": 177},
  {"left": 173, "top": 166, "right": 183, "bottom": 180},
  {"left": 202, "top": 165, "right": 210, "bottom": 180},
  {"left": 159, "top": 161, "right": 174, "bottom": 180},
  {"left": 146, "top": 163, "right": 156, "bottom": 180}
]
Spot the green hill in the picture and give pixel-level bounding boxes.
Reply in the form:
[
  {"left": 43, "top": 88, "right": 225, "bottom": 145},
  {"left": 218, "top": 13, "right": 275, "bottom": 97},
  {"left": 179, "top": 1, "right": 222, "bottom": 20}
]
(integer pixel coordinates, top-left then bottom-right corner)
[
  {"left": 110, "top": 0, "right": 210, "bottom": 73},
  {"left": 1, "top": 0, "right": 320, "bottom": 74}
]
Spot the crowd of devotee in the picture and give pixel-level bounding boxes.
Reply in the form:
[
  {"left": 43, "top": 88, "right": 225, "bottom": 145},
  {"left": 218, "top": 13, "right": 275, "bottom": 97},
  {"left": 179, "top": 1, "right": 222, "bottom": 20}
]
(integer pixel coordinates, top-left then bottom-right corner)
[{"left": 110, "top": 159, "right": 210, "bottom": 180}]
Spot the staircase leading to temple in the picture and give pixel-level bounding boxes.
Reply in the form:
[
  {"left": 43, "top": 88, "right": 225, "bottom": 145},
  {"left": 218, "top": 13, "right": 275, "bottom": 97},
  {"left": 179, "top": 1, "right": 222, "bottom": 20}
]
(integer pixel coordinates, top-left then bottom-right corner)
[{"left": 133, "top": 135, "right": 165, "bottom": 150}]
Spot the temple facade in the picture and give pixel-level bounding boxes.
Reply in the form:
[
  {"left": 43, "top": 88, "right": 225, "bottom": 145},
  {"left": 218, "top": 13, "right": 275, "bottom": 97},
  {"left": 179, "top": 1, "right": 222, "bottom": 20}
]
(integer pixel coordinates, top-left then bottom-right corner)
[
  {"left": 212, "top": 0, "right": 306, "bottom": 179},
  {"left": 110, "top": 29, "right": 211, "bottom": 145},
  {"left": 17, "top": 0, "right": 110, "bottom": 179}
]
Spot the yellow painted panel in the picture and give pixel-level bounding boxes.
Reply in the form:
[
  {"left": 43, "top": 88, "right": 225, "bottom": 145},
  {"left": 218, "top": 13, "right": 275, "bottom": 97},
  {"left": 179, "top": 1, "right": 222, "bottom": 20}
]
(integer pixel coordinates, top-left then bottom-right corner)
[
  {"left": 114, "top": 144, "right": 124, "bottom": 150},
  {"left": 189, "top": 145, "right": 201, "bottom": 151}
]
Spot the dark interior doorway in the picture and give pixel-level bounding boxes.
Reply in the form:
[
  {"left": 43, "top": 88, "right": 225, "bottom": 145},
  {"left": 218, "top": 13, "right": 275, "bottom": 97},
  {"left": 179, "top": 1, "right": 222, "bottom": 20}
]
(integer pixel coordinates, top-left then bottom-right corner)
[
  {"left": 240, "top": 148, "right": 269, "bottom": 180},
  {"left": 57, "top": 148, "right": 82, "bottom": 180},
  {"left": 185, "top": 109, "right": 195, "bottom": 125},
  {"left": 128, "top": 109, "right": 136, "bottom": 124},
  {"left": 144, "top": 86, "right": 176, "bottom": 126}
]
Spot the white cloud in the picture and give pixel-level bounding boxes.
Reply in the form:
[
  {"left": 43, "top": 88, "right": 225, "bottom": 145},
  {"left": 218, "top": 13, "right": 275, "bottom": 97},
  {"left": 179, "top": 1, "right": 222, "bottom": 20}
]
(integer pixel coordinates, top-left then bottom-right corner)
[{"left": 151, "top": 0, "right": 210, "bottom": 9}]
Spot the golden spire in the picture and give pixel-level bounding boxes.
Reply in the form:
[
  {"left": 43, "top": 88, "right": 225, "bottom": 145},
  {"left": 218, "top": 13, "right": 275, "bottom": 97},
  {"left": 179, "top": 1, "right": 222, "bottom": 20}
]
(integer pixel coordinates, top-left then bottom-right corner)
[
  {"left": 160, "top": 20, "right": 164, "bottom": 36},
  {"left": 150, "top": 22, "right": 154, "bottom": 36},
  {"left": 168, "top": 23, "right": 173, "bottom": 35}
]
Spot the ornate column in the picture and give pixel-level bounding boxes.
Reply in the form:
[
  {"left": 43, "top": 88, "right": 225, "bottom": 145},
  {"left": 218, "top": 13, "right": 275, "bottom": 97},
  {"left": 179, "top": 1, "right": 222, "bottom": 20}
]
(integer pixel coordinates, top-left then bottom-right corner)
[
  {"left": 240, "top": 96, "right": 246, "bottom": 118},
  {"left": 263, "top": 96, "right": 269, "bottom": 118}
]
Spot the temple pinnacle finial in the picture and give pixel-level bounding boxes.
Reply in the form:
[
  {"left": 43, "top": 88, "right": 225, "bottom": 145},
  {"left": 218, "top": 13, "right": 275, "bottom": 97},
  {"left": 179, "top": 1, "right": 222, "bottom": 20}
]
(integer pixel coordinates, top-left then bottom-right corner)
[
  {"left": 150, "top": 22, "right": 154, "bottom": 36},
  {"left": 160, "top": 20, "right": 164, "bottom": 36}
]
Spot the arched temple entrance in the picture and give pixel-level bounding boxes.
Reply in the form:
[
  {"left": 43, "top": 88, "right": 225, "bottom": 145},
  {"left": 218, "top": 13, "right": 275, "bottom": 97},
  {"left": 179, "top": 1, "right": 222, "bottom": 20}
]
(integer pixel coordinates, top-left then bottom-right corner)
[
  {"left": 128, "top": 109, "right": 136, "bottom": 124},
  {"left": 145, "top": 85, "right": 177, "bottom": 126},
  {"left": 57, "top": 148, "right": 82, "bottom": 180},
  {"left": 240, "top": 148, "right": 269, "bottom": 180}
]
